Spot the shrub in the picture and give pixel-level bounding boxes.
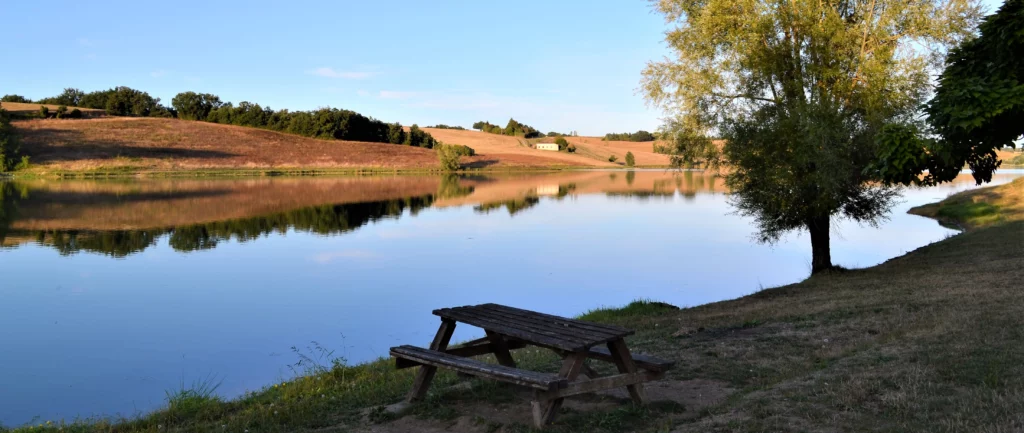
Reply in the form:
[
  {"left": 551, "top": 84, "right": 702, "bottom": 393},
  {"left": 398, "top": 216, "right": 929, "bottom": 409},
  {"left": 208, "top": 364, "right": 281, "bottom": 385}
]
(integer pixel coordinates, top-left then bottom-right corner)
[
  {"left": 68, "top": 108, "right": 83, "bottom": 119},
  {"left": 567, "top": 143, "right": 577, "bottom": 153},
  {"left": 447, "top": 144, "right": 475, "bottom": 156},
  {"left": 555, "top": 137, "right": 569, "bottom": 151},
  {"left": 429, "top": 124, "right": 466, "bottom": 130},
  {"left": 0, "top": 106, "right": 19, "bottom": 171},
  {"left": 608, "top": 155, "right": 618, "bottom": 163},
  {"left": 437, "top": 144, "right": 464, "bottom": 171},
  {"left": 625, "top": 151, "right": 635, "bottom": 167},
  {"left": 39, "top": 105, "right": 49, "bottom": 118},
  {"left": 55, "top": 105, "right": 68, "bottom": 119}
]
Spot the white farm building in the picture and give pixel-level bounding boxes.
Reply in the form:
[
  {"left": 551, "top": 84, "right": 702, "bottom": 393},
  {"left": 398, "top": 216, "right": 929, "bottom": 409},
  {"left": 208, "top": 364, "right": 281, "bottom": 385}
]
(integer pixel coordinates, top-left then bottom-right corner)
[{"left": 536, "top": 143, "right": 559, "bottom": 151}]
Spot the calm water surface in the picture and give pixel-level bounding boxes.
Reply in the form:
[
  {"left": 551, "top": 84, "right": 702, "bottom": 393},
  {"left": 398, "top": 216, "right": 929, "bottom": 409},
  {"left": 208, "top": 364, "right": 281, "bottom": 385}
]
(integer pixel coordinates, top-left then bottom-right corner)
[{"left": 1, "top": 169, "right": 1020, "bottom": 426}]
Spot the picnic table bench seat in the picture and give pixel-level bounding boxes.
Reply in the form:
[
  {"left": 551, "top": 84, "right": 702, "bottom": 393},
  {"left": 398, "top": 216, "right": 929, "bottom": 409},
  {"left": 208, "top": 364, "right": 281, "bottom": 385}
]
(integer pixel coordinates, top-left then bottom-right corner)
[
  {"left": 390, "top": 303, "right": 676, "bottom": 428},
  {"left": 390, "top": 345, "right": 567, "bottom": 391}
]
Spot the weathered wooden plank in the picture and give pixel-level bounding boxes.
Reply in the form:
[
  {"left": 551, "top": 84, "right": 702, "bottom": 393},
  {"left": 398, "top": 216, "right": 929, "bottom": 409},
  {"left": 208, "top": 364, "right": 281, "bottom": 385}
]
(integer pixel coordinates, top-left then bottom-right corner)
[
  {"left": 396, "top": 338, "right": 530, "bottom": 369},
  {"left": 391, "top": 345, "right": 565, "bottom": 391},
  {"left": 479, "top": 303, "right": 633, "bottom": 336},
  {"left": 438, "top": 307, "right": 593, "bottom": 345},
  {"left": 607, "top": 339, "right": 646, "bottom": 404},
  {"left": 585, "top": 346, "right": 675, "bottom": 372},
  {"left": 472, "top": 304, "right": 624, "bottom": 343},
  {"left": 472, "top": 304, "right": 619, "bottom": 341},
  {"left": 486, "top": 330, "right": 517, "bottom": 368},
  {"left": 406, "top": 319, "right": 456, "bottom": 402},
  {"left": 536, "top": 371, "right": 664, "bottom": 400},
  {"left": 436, "top": 308, "right": 587, "bottom": 351}
]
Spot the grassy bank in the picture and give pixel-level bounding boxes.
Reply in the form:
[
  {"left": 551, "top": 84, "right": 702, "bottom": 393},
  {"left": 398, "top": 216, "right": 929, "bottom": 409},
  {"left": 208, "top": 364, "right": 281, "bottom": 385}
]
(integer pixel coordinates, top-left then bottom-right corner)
[
  {"left": 909, "top": 177, "right": 1023, "bottom": 230},
  {"left": 5, "top": 189, "right": 1023, "bottom": 432}
]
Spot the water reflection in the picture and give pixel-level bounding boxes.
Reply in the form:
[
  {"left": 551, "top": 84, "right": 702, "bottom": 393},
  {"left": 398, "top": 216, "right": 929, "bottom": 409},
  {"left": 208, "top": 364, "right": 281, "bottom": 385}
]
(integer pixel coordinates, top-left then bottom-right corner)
[
  {"left": 1, "top": 169, "right": 1021, "bottom": 427},
  {"left": 0, "top": 170, "right": 724, "bottom": 256}
]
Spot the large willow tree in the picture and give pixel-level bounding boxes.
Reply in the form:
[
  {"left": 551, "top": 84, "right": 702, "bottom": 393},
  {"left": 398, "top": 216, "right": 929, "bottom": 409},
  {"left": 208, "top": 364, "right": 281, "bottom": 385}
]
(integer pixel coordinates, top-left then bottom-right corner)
[{"left": 642, "top": 0, "right": 982, "bottom": 273}]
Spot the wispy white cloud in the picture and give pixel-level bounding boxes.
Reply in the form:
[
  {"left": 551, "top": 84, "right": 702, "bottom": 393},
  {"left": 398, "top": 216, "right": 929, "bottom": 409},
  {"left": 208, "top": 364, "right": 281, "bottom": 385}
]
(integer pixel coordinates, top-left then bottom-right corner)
[
  {"left": 308, "top": 67, "right": 374, "bottom": 79},
  {"left": 311, "top": 250, "right": 379, "bottom": 264}
]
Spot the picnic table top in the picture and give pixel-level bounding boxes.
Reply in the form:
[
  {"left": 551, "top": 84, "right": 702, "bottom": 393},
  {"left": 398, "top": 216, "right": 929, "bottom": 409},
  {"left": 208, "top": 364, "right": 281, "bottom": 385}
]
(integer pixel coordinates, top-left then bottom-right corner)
[{"left": 433, "top": 303, "right": 634, "bottom": 352}]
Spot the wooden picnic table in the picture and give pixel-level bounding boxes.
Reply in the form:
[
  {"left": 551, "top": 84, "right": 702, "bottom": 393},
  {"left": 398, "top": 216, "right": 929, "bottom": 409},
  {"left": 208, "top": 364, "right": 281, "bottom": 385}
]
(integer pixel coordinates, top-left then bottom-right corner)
[{"left": 390, "top": 303, "right": 674, "bottom": 428}]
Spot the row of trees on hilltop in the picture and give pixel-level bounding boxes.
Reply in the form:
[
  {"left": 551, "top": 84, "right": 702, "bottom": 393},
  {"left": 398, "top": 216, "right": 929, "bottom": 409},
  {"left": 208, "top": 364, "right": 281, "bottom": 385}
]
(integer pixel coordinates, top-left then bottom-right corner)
[
  {"left": 170, "top": 91, "right": 440, "bottom": 148},
  {"left": 472, "top": 119, "right": 543, "bottom": 138},
  {"left": 603, "top": 131, "right": 656, "bottom": 142},
  {"left": 27, "top": 87, "right": 174, "bottom": 117},
  {"left": 2, "top": 87, "right": 442, "bottom": 149}
]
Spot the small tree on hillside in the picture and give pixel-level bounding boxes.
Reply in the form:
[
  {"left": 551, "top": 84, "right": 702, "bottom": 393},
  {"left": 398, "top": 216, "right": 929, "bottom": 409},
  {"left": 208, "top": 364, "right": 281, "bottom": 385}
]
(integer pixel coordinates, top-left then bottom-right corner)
[
  {"left": 555, "top": 137, "right": 569, "bottom": 151},
  {"left": 437, "top": 144, "right": 463, "bottom": 172},
  {"left": 625, "top": 151, "right": 635, "bottom": 167},
  {"left": 38, "top": 106, "right": 49, "bottom": 118}
]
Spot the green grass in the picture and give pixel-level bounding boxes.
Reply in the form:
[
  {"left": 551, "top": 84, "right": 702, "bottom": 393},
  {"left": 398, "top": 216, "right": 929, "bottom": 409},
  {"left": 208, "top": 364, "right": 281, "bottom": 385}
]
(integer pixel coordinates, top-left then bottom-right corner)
[
  {"left": 909, "top": 178, "right": 1023, "bottom": 230},
  {"left": 578, "top": 299, "right": 680, "bottom": 324}
]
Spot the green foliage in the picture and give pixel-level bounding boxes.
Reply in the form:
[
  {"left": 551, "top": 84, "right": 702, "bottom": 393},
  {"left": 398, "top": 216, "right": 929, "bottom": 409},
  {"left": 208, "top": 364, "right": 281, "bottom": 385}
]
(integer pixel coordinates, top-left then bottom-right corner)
[
  {"left": 171, "top": 92, "right": 223, "bottom": 121},
  {"left": 202, "top": 101, "right": 436, "bottom": 147},
  {"left": 642, "top": 0, "right": 980, "bottom": 273},
  {"left": 0, "top": 105, "right": 20, "bottom": 172},
  {"left": 37, "top": 87, "right": 163, "bottom": 117},
  {"left": 1, "top": 95, "right": 30, "bottom": 103},
  {"left": 604, "top": 130, "right": 655, "bottom": 142},
  {"left": 428, "top": 124, "right": 465, "bottom": 130},
  {"left": 625, "top": 151, "right": 635, "bottom": 167},
  {"left": 566, "top": 143, "right": 576, "bottom": 153},
  {"left": 474, "top": 119, "right": 542, "bottom": 138},
  {"left": 36, "top": 88, "right": 84, "bottom": 107},
  {"left": 876, "top": 1, "right": 1024, "bottom": 186},
  {"left": 406, "top": 124, "right": 438, "bottom": 148},
  {"left": 38, "top": 105, "right": 49, "bottom": 118},
  {"left": 67, "top": 109, "right": 82, "bottom": 119},
  {"left": 555, "top": 137, "right": 569, "bottom": 151},
  {"left": 55, "top": 105, "right": 68, "bottom": 119},
  {"left": 104, "top": 87, "right": 161, "bottom": 116},
  {"left": 608, "top": 155, "right": 618, "bottom": 163},
  {"left": 437, "top": 143, "right": 465, "bottom": 171},
  {"left": 387, "top": 122, "right": 406, "bottom": 144}
]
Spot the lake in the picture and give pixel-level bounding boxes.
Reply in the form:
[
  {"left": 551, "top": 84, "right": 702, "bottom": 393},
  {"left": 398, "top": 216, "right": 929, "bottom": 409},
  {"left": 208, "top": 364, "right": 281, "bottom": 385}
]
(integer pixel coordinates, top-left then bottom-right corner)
[{"left": 1, "top": 169, "right": 1020, "bottom": 427}]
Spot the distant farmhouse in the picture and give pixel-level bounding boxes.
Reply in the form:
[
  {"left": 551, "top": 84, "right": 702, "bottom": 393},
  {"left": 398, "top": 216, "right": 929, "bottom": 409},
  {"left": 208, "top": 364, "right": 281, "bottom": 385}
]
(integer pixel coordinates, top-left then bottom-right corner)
[{"left": 536, "top": 143, "right": 559, "bottom": 151}]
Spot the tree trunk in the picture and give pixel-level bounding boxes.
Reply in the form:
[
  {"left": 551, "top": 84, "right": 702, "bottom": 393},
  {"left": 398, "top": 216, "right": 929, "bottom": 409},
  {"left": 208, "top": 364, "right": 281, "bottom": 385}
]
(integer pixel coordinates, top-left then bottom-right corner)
[{"left": 807, "top": 216, "right": 832, "bottom": 274}]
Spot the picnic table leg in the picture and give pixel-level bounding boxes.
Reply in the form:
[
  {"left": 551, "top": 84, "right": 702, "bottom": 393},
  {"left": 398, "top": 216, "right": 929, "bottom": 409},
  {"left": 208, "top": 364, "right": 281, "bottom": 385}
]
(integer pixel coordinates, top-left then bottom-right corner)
[
  {"left": 485, "top": 330, "right": 517, "bottom": 368},
  {"left": 406, "top": 319, "right": 456, "bottom": 402},
  {"left": 532, "top": 351, "right": 587, "bottom": 427},
  {"left": 607, "top": 339, "right": 647, "bottom": 405}
]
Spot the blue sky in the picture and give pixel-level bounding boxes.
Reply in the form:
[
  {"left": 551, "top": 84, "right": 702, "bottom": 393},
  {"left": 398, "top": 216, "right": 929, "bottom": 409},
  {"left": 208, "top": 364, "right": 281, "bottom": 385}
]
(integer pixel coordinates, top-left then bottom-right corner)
[
  {"left": 3, "top": 0, "right": 1004, "bottom": 136},
  {"left": 3, "top": 1, "right": 670, "bottom": 135}
]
